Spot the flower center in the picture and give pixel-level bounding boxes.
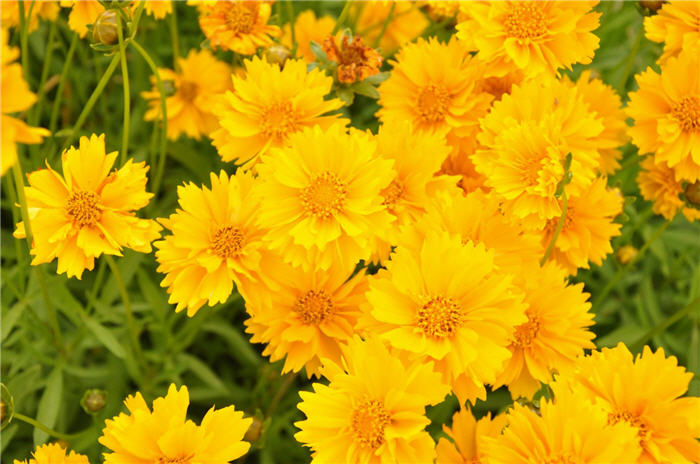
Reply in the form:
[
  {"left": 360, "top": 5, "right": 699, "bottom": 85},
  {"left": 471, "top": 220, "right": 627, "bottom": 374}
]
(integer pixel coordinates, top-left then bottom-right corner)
[
  {"left": 672, "top": 96, "right": 700, "bottom": 132},
  {"left": 66, "top": 191, "right": 101, "bottom": 227},
  {"left": 608, "top": 411, "right": 651, "bottom": 444},
  {"left": 260, "top": 102, "right": 298, "bottom": 142},
  {"left": 294, "top": 289, "right": 334, "bottom": 325},
  {"left": 417, "top": 84, "right": 450, "bottom": 123},
  {"left": 505, "top": 2, "right": 547, "bottom": 40},
  {"left": 417, "top": 296, "right": 464, "bottom": 338},
  {"left": 381, "top": 178, "right": 404, "bottom": 207},
  {"left": 211, "top": 226, "right": 245, "bottom": 258},
  {"left": 157, "top": 457, "right": 191, "bottom": 464},
  {"left": 543, "top": 454, "right": 577, "bottom": 464},
  {"left": 179, "top": 80, "right": 199, "bottom": 102},
  {"left": 300, "top": 171, "right": 347, "bottom": 219},
  {"left": 513, "top": 314, "right": 540, "bottom": 348},
  {"left": 520, "top": 154, "right": 546, "bottom": 187},
  {"left": 351, "top": 399, "right": 390, "bottom": 449},
  {"left": 223, "top": 2, "right": 258, "bottom": 34}
]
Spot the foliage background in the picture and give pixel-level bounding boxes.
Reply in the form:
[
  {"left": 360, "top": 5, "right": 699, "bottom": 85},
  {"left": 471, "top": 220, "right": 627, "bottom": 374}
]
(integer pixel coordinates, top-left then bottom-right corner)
[{"left": 1, "top": 2, "right": 699, "bottom": 463}]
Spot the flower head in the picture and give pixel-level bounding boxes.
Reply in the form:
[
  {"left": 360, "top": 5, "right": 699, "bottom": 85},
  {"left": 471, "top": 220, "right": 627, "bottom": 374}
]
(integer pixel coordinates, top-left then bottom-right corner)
[
  {"left": 323, "top": 33, "right": 382, "bottom": 84},
  {"left": 13, "top": 443, "right": 89, "bottom": 464},
  {"left": 436, "top": 408, "right": 507, "bottom": 464},
  {"left": 281, "top": 10, "right": 335, "bottom": 63},
  {"left": 645, "top": 1, "right": 700, "bottom": 63},
  {"left": 638, "top": 155, "right": 700, "bottom": 222}
]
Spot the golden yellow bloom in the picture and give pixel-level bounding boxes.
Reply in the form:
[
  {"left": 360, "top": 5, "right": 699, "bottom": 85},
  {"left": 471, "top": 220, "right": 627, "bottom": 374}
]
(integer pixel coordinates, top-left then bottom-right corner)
[
  {"left": 295, "top": 336, "right": 449, "bottom": 463},
  {"left": 142, "top": 49, "right": 231, "bottom": 141},
  {"left": 457, "top": 1, "right": 600, "bottom": 77},
  {"left": 617, "top": 244, "right": 639, "bottom": 265},
  {"left": 13, "top": 134, "right": 161, "bottom": 279},
  {"left": 100, "top": 384, "right": 252, "bottom": 464},
  {"left": 281, "top": 9, "right": 335, "bottom": 62},
  {"left": 645, "top": 1, "right": 700, "bottom": 63},
  {"left": 198, "top": 0, "right": 281, "bottom": 55},
  {"left": 438, "top": 136, "right": 489, "bottom": 194},
  {"left": 436, "top": 408, "right": 507, "bottom": 464},
  {"left": 60, "top": 0, "right": 105, "bottom": 38},
  {"left": 323, "top": 33, "right": 382, "bottom": 84},
  {"left": 257, "top": 125, "right": 394, "bottom": 271},
  {"left": 1, "top": 1, "right": 59, "bottom": 31},
  {"left": 211, "top": 56, "right": 345, "bottom": 168},
  {"left": 155, "top": 170, "right": 268, "bottom": 316},
  {"left": 627, "top": 51, "right": 700, "bottom": 182},
  {"left": 482, "top": 387, "right": 642, "bottom": 464},
  {"left": 557, "top": 343, "right": 700, "bottom": 464},
  {"left": 363, "top": 231, "right": 527, "bottom": 404},
  {"left": 638, "top": 155, "right": 700, "bottom": 222},
  {"left": 13, "top": 443, "right": 89, "bottom": 464},
  {"left": 1, "top": 28, "right": 49, "bottom": 176},
  {"left": 378, "top": 37, "right": 492, "bottom": 140},
  {"left": 142, "top": 0, "right": 172, "bottom": 19},
  {"left": 354, "top": 1, "right": 428, "bottom": 54}
]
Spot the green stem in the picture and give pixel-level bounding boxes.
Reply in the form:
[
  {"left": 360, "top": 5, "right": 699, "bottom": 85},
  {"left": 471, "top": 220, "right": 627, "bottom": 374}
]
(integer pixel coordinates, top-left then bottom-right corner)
[
  {"left": 286, "top": 0, "right": 296, "bottom": 55},
  {"left": 48, "top": 34, "right": 78, "bottom": 136},
  {"left": 372, "top": 2, "right": 395, "bottom": 48},
  {"left": 617, "top": 23, "right": 644, "bottom": 94},
  {"left": 18, "top": 0, "right": 30, "bottom": 82},
  {"left": 12, "top": 413, "right": 85, "bottom": 441},
  {"left": 332, "top": 1, "right": 352, "bottom": 34},
  {"left": 629, "top": 296, "right": 700, "bottom": 353},
  {"left": 4, "top": 174, "right": 27, "bottom": 293},
  {"left": 117, "top": 15, "right": 131, "bottom": 164},
  {"left": 540, "top": 192, "right": 568, "bottom": 266},
  {"left": 265, "top": 372, "right": 298, "bottom": 418},
  {"left": 29, "top": 19, "right": 57, "bottom": 128},
  {"left": 169, "top": 1, "right": 181, "bottom": 70}
]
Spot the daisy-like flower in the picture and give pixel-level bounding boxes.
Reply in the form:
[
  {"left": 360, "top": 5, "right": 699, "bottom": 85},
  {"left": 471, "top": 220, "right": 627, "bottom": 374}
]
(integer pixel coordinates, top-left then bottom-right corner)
[
  {"left": 436, "top": 408, "right": 507, "bottom": 464},
  {"left": 557, "top": 343, "right": 700, "bottom": 464},
  {"left": 13, "top": 134, "right": 161, "bottom": 279},
  {"left": 13, "top": 443, "right": 89, "bottom": 464},
  {"left": 1, "top": 28, "right": 50, "bottom": 176},
  {"left": 60, "top": 0, "right": 104, "bottom": 38},
  {"left": 198, "top": 0, "right": 281, "bottom": 55},
  {"left": 363, "top": 231, "right": 527, "bottom": 404},
  {"left": 99, "top": 384, "right": 252, "bottom": 464},
  {"left": 378, "top": 37, "right": 492, "bottom": 139},
  {"left": 155, "top": 170, "right": 268, "bottom": 316},
  {"left": 541, "top": 177, "right": 623, "bottom": 275},
  {"left": 482, "top": 387, "right": 641, "bottom": 464},
  {"left": 257, "top": 125, "right": 394, "bottom": 271},
  {"left": 353, "top": 1, "right": 428, "bottom": 54},
  {"left": 1, "top": 1, "right": 59, "bottom": 32},
  {"left": 638, "top": 155, "right": 700, "bottom": 222},
  {"left": 492, "top": 262, "right": 595, "bottom": 399},
  {"left": 295, "top": 336, "right": 449, "bottom": 463},
  {"left": 281, "top": 10, "right": 335, "bottom": 63},
  {"left": 322, "top": 33, "right": 383, "bottom": 84},
  {"left": 627, "top": 51, "right": 700, "bottom": 182},
  {"left": 456, "top": 1, "right": 600, "bottom": 77},
  {"left": 211, "top": 56, "right": 345, "bottom": 168},
  {"left": 645, "top": 1, "right": 700, "bottom": 63},
  {"left": 141, "top": 49, "right": 232, "bottom": 141}
]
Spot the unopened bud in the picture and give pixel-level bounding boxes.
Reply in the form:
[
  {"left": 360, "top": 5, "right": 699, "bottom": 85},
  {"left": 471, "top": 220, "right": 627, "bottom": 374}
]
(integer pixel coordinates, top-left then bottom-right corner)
[
  {"left": 243, "top": 416, "right": 263, "bottom": 442},
  {"left": 93, "top": 10, "right": 119, "bottom": 46},
  {"left": 685, "top": 181, "right": 700, "bottom": 206},
  {"left": 265, "top": 44, "right": 291, "bottom": 67},
  {"left": 639, "top": 1, "right": 665, "bottom": 12},
  {"left": 81, "top": 389, "right": 106, "bottom": 414},
  {"left": 616, "top": 245, "right": 638, "bottom": 265}
]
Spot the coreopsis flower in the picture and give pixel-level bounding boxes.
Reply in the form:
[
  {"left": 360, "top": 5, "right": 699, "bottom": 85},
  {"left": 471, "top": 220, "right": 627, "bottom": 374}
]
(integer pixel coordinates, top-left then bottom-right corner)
[
  {"left": 198, "top": 0, "right": 281, "bottom": 55},
  {"left": 155, "top": 170, "right": 269, "bottom": 316},
  {"left": 295, "top": 336, "right": 449, "bottom": 463},
  {"left": 322, "top": 33, "right": 382, "bottom": 84},
  {"left": 211, "top": 56, "right": 345, "bottom": 168},
  {"left": 436, "top": 408, "right": 507, "bottom": 464},
  {"left": 492, "top": 262, "right": 595, "bottom": 399},
  {"left": 13, "top": 443, "right": 89, "bottom": 464},
  {"left": 456, "top": 1, "right": 600, "bottom": 77},
  {"left": 482, "top": 387, "right": 641, "bottom": 464},
  {"left": 281, "top": 9, "right": 335, "bottom": 63},
  {"left": 363, "top": 231, "right": 527, "bottom": 404},
  {"left": 556, "top": 343, "right": 700, "bottom": 464},
  {"left": 1, "top": 28, "right": 49, "bottom": 176},
  {"left": 353, "top": 1, "right": 428, "bottom": 54},
  {"left": 142, "top": 49, "right": 232, "bottom": 141},
  {"left": 378, "top": 37, "right": 492, "bottom": 140},
  {"left": 645, "top": 1, "right": 700, "bottom": 63},
  {"left": 256, "top": 125, "right": 394, "bottom": 271},
  {"left": 13, "top": 134, "right": 161, "bottom": 279},
  {"left": 1, "top": 1, "right": 59, "bottom": 31},
  {"left": 100, "top": 384, "right": 252, "bottom": 464},
  {"left": 627, "top": 51, "right": 700, "bottom": 182},
  {"left": 242, "top": 255, "right": 367, "bottom": 376},
  {"left": 617, "top": 244, "right": 639, "bottom": 265},
  {"left": 60, "top": 0, "right": 104, "bottom": 38},
  {"left": 638, "top": 155, "right": 700, "bottom": 222}
]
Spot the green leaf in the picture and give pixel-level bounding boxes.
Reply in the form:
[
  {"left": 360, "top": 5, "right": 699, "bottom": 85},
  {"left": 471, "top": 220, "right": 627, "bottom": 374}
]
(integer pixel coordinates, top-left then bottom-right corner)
[
  {"left": 336, "top": 87, "right": 354, "bottom": 105},
  {"left": 309, "top": 40, "right": 328, "bottom": 64},
  {"left": 34, "top": 366, "right": 62, "bottom": 446},
  {"left": 202, "top": 321, "right": 261, "bottom": 368},
  {"left": 81, "top": 315, "right": 126, "bottom": 359},
  {"left": 352, "top": 81, "right": 380, "bottom": 99},
  {"left": 179, "top": 353, "right": 228, "bottom": 395},
  {"left": 1, "top": 301, "right": 25, "bottom": 342}
]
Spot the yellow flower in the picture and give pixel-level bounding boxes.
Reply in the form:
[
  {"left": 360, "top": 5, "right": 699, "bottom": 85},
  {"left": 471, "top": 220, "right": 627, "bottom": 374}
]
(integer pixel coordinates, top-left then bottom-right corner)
[
  {"left": 1, "top": 28, "right": 49, "bottom": 176},
  {"left": 60, "top": 0, "right": 105, "bottom": 38},
  {"left": 211, "top": 56, "right": 345, "bottom": 168},
  {"left": 13, "top": 443, "right": 89, "bottom": 464},
  {"left": 482, "top": 387, "right": 642, "bottom": 464},
  {"left": 645, "top": 1, "right": 700, "bottom": 63},
  {"left": 353, "top": 1, "right": 428, "bottom": 54},
  {"left": 256, "top": 125, "right": 394, "bottom": 271},
  {"left": 378, "top": 37, "right": 492, "bottom": 139},
  {"left": 363, "top": 231, "right": 527, "bottom": 404},
  {"left": 13, "top": 134, "right": 161, "bottom": 279},
  {"left": 457, "top": 1, "right": 600, "bottom": 77},
  {"left": 638, "top": 155, "right": 700, "bottom": 222},
  {"left": 1, "top": 1, "right": 59, "bottom": 32},
  {"left": 281, "top": 9, "right": 335, "bottom": 63},
  {"left": 438, "top": 136, "right": 489, "bottom": 194},
  {"left": 198, "top": 0, "right": 281, "bottom": 55},
  {"left": 627, "top": 51, "right": 700, "bottom": 182},
  {"left": 556, "top": 343, "right": 700, "bottom": 464},
  {"left": 155, "top": 170, "right": 268, "bottom": 316},
  {"left": 295, "top": 336, "right": 449, "bottom": 464},
  {"left": 477, "top": 66, "right": 525, "bottom": 101},
  {"left": 142, "top": 0, "right": 172, "bottom": 19},
  {"left": 243, "top": 255, "right": 367, "bottom": 376},
  {"left": 436, "top": 408, "right": 507, "bottom": 464},
  {"left": 141, "top": 49, "right": 232, "bottom": 141},
  {"left": 99, "top": 384, "right": 252, "bottom": 464}
]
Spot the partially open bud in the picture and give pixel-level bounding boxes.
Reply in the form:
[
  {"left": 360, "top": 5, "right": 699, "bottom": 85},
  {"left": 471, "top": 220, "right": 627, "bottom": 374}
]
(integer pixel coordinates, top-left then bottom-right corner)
[
  {"left": 92, "top": 10, "right": 119, "bottom": 46},
  {"left": 685, "top": 181, "right": 700, "bottom": 207},
  {"left": 265, "top": 44, "right": 291, "bottom": 67},
  {"left": 616, "top": 245, "right": 638, "bottom": 265},
  {"left": 639, "top": 1, "right": 665, "bottom": 12},
  {"left": 81, "top": 389, "right": 106, "bottom": 414},
  {"left": 243, "top": 416, "right": 263, "bottom": 442}
]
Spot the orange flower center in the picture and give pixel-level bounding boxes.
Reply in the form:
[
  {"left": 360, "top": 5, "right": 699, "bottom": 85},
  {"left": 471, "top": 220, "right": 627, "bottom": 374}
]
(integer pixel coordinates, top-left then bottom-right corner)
[
  {"left": 294, "top": 289, "right": 334, "bottom": 325},
  {"left": 608, "top": 410, "right": 651, "bottom": 444},
  {"left": 157, "top": 457, "right": 191, "bottom": 464},
  {"left": 542, "top": 454, "right": 576, "bottom": 464},
  {"left": 179, "top": 80, "right": 199, "bottom": 102},
  {"left": 223, "top": 2, "right": 258, "bottom": 34},
  {"left": 300, "top": 171, "right": 347, "bottom": 219},
  {"left": 417, "top": 84, "right": 450, "bottom": 123},
  {"left": 381, "top": 178, "right": 405, "bottom": 207},
  {"left": 211, "top": 226, "right": 245, "bottom": 258},
  {"left": 351, "top": 398, "right": 390, "bottom": 449},
  {"left": 520, "top": 154, "right": 546, "bottom": 186},
  {"left": 672, "top": 96, "right": 700, "bottom": 132},
  {"left": 417, "top": 296, "right": 464, "bottom": 338},
  {"left": 66, "top": 191, "right": 101, "bottom": 227},
  {"left": 505, "top": 2, "right": 547, "bottom": 40},
  {"left": 513, "top": 315, "right": 541, "bottom": 348},
  {"left": 261, "top": 101, "right": 298, "bottom": 142}
]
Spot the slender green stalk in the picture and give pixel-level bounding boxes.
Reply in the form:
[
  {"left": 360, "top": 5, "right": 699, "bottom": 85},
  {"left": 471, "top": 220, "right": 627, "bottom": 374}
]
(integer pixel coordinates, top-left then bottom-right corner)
[
  {"left": 286, "top": 0, "right": 296, "bottom": 54},
  {"left": 48, "top": 34, "right": 78, "bottom": 136},
  {"left": 332, "top": 1, "right": 353, "bottom": 34},
  {"left": 372, "top": 2, "right": 395, "bottom": 48},
  {"left": 169, "top": 2, "right": 181, "bottom": 70},
  {"left": 4, "top": 172, "right": 28, "bottom": 293},
  {"left": 13, "top": 412, "right": 89, "bottom": 441},
  {"left": 630, "top": 296, "right": 700, "bottom": 353},
  {"left": 18, "top": 1, "right": 30, "bottom": 81},
  {"left": 29, "top": 20, "right": 57, "bottom": 127},
  {"left": 618, "top": 23, "right": 644, "bottom": 94},
  {"left": 117, "top": 15, "right": 131, "bottom": 164},
  {"left": 265, "top": 372, "right": 299, "bottom": 418},
  {"left": 540, "top": 192, "right": 568, "bottom": 266}
]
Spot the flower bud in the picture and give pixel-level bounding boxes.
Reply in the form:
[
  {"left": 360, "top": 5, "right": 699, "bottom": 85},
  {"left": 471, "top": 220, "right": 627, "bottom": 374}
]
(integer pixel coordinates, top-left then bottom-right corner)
[
  {"left": 639, "top": 1, "right": 665, "bottom": 12},
  {"left": 92, "top": 10, "right": 119, "bottom": 46},
  {"left": 616, "top": 245, "right": 638, "bottom": 265},
  {"left": 243, "top": 416, "right": 263, "bottom": 442},
  {"left": 81, "top": 389, "right": 107, "bottom": 414},
  {"left": 685, "top": 181, "right": 700, "bottom": 207},
  {"left": 265, "top": 44, "right": 291, "bottom": 67}
]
